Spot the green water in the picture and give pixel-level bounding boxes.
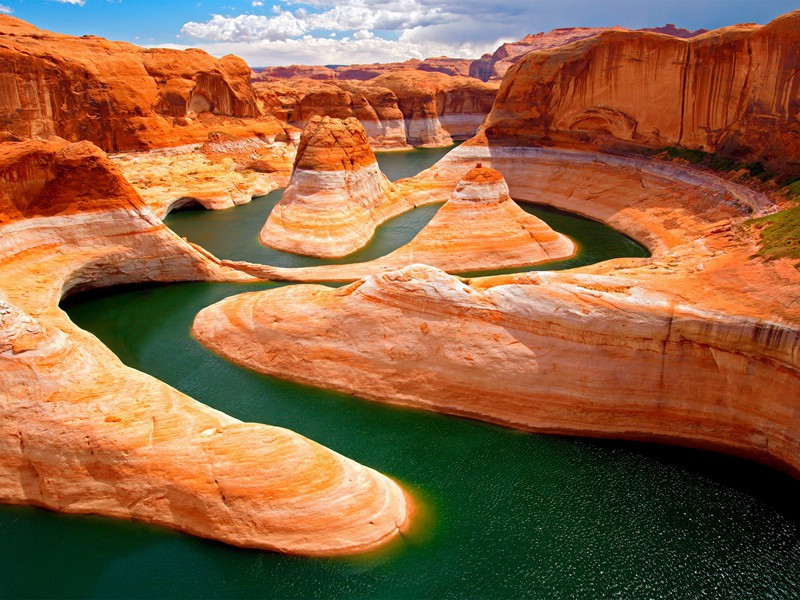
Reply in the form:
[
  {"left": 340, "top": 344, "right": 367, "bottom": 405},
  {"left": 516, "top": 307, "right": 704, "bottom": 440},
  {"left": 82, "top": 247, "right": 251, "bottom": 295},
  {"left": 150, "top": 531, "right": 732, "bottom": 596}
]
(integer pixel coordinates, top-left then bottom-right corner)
[
  {"left": 1, "top": 147, "right": 799, "bottom": 599},
  {"left": 164, "top": 146, "right": 647, "bottom": 271}
]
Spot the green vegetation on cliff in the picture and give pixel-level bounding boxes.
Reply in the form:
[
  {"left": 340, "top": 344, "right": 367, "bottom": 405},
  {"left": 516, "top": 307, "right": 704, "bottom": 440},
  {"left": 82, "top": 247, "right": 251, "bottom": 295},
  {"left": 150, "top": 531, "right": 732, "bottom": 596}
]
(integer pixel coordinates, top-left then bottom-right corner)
[{"left": 745, "top": 207, "right": 800, "bottom": 265}]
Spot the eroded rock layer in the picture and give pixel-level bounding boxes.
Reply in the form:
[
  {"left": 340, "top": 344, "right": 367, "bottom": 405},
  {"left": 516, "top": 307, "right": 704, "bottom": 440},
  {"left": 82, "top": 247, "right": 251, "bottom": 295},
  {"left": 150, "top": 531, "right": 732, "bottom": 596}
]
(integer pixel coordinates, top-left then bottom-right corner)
[
  {"left": 260, "top": 116, "right": 414, "bottom": 257},
  {"left": 194, "top": 143, "right": 800, "bottom": 478},
  {"left": 482, "top": 10, "right": 800, "bottom": 173},
  {"left": 250, "top": 164, "right": 574, "bottom": 280},
  {"left": 256, "top": 72, "right": 498, "bottom": 149},
  {"left": 0, "top": 15, "right": 291, "bottom": 153},
  {"left": 0, "top": 137, "right": 410, "bottom": 555}
]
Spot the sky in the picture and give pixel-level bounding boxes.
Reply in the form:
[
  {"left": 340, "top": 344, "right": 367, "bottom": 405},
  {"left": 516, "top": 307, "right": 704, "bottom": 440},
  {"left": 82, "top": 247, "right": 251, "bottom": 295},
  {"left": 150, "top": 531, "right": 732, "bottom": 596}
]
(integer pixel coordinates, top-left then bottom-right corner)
[{"left": 1, "top": 0, "right": 798, "bottom": 67}]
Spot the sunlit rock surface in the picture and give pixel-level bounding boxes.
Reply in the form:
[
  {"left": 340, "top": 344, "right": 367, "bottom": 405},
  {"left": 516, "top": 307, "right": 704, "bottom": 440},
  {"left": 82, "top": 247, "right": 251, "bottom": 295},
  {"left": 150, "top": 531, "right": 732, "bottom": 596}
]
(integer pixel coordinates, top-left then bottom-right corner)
[
  {"left": 195, "top": 142, "right": 800, "bottom": 478},
  {"left": 481, "top": 10, "right": 800, "bottom": 173},
  {"left": 260, "top": 116, "right": 415, "bottom": 257},
  {"left": 0, "top": 137, "right": 410, "bottom": 555}
]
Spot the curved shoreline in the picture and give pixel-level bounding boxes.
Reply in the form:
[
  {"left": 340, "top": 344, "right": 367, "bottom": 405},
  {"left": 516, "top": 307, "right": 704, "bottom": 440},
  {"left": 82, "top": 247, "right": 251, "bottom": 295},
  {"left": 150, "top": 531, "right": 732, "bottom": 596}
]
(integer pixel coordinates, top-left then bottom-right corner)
[
  {"left": 0, "top": 139, "right": 411, "bottom": 556},
  {"left": 193, "top": 144, "right": 800, "bottom": 478}
]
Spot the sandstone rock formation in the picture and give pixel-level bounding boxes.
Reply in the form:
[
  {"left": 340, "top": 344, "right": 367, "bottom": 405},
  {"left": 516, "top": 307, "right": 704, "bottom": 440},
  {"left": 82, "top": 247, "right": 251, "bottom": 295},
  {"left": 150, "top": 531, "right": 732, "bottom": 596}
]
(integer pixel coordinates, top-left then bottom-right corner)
[
  {"left": 112, "top": 132, "right": 297, "bottom": 218},
  {"left": 260, "top": 116, "right": 415, "bottom": 257},
  {"left": 0, "top": 16, "right": 294, "bottom": 152},
  {"left": 194, "top": 142, "right": 800, "bottom": 479},
  {"left": 370, "top": 71, "right": 498, "bottom": 146},
  {"left": 253, "top": 57, "right": 473, "bottom": 82},
  {"left": 334, "top": 57, "right": 473, "bottom": 80},
  {"left": 250, "top": 164, "right": 574, "bottom": 280},
  {"left": 252, "top": 65, "right": 338, "bottom": 82},
  {"left": 469, "top": 25, "right": 707, "bottom": 82},
  {"left": 469, "top": 28, "right": 616, "bottom": 82},
  {"left": 255, "top": 71, "right": 498, "bottom": 149},
  {"left": 0, "top": 137, "right": 410, "bottom": 555},
  {"left": 0, "top": 15, "right": 302, "bottom": 214},
  {"left": 255, "top": 79, "right": 408, "bottom": 150},
  {"left": 482, "top": 10, "right": 800, "bottom": 173}
]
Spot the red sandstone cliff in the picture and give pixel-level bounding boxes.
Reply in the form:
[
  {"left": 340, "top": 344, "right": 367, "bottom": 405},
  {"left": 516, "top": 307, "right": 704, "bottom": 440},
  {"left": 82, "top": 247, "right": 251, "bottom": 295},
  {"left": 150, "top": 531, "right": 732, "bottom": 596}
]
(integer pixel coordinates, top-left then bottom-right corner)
[
  {"left": 469, "top": 25, "right": 707, "bottom": 82},
  {"left": 480, "top": 10, "right": 800, "bottom": 174},
  {"left": 255, "top": 72, "right": 498, "bottom": 148},
  {"left": 0, "top": 16, "right": 289, "bottom": 151}
]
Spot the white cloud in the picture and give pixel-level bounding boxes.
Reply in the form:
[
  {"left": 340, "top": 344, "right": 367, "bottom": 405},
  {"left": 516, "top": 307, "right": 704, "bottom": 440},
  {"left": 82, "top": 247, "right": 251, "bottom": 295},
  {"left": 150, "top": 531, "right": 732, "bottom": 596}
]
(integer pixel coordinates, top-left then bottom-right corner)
[
  {"left": 0, "top": 4, "right": 11, "bottom": 14},
  {"left": 181, "top": 0, "right": 455, "bottom": 42},
  {"left": 252, "top": 0, "right": 264, "bottom": 6},
  {"left": 50, "top": 0, "right": 86, "bottom": 5},
  {"left": 154, "top": 33, "right": 499, "bottom": 67}
]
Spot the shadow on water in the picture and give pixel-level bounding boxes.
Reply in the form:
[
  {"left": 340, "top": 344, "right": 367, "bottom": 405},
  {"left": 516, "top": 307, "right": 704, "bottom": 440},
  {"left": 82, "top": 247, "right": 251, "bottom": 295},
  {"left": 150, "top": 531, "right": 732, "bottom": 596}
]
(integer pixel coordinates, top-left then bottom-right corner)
[{"left": 2, "top": 146, "right": 798, "bottom": 600}]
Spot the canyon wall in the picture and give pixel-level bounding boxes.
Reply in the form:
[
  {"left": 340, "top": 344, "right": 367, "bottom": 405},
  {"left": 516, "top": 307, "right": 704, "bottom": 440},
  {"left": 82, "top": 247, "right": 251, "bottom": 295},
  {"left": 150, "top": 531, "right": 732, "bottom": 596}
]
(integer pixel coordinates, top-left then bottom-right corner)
[
  {"left": 469, "top": 25, "right": 706, "bottom": 82},
  {"left": 255, "top": 71, "right": 498, "bottom": 149},
  {"left": 481, "top": 10, "right": 800, "bottom": 173},
  {"left": 0, "top": 137, "right": 410, "bottom": 555},
  {"left": 0, "top": 15, "right": 290, "bottom": 152}
]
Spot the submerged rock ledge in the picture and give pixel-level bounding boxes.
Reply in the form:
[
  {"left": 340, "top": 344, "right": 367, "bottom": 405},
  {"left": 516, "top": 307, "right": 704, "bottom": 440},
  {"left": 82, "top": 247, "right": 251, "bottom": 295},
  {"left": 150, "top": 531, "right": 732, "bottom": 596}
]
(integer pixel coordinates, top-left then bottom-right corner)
[{"left": 194, "top": 144, "right": 800, "bottom": 478}]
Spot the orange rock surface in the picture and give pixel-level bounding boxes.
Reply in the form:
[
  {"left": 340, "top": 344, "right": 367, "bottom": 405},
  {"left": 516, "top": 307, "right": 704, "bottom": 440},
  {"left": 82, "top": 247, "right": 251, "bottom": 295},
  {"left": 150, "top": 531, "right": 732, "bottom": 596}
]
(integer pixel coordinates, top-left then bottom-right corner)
[
  {"left": 194, "top": 142, "right": 800, "bottom": 478},
  {"left": 0, "top": 137, "right": 410, "bottom": 555},
  {"left": 254, "top": 58, "right": 473, "bottom": 82},
  {"left": 255, "top": 79, "right": 409, "bottom": 150},
  {"left": 0, "top": 15, "right": 291, "bottom": 153},
  {"left": 469, "top": 25, "right": 706, "bottom": 82},
  {"left": 370, "top": 71, "right": 498, "bottom": 146},
  {"left": 255, "top": 71, "right": 498, "bottom": 149},
  {"left": 252, "top": 64, "right": 338, "bottom": 82},
  {"left": 249, "top": 164, "right": 574, "bottom": 280},
  {"left": 482, "top": 10, "right": 800, "bottom": 173},
  {"left": 334, "top": 57, "right": 473, "bottom": 80},
  {"left": 260, "top": 116, "right": 415, "bottom": 257}
]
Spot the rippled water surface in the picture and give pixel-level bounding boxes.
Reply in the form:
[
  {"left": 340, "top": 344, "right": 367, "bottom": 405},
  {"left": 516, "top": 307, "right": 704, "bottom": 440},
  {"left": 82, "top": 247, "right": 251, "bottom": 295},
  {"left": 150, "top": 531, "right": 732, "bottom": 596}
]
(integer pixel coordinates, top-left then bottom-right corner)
[{"left": 1, "top": 146, "right": 798, "bottom": 599}]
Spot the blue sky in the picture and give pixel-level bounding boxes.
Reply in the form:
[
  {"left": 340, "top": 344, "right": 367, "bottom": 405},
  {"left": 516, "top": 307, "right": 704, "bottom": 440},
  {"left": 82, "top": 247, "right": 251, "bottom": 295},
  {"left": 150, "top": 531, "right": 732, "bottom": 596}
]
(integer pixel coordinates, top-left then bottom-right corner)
[{"left": 2, "top": 0, "right": 798, "bottom": 66}]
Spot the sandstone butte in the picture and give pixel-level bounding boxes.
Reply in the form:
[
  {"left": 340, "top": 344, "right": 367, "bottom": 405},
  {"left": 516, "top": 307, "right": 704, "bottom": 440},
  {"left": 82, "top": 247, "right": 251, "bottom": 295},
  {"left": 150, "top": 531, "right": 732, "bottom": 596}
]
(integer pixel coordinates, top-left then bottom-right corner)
[
  {"left": 260, "top": 116, "right": 416, "bottom": 257},
  {"left": 254, "top": 71, "right": 499, "bottom": 150},
  {"left": 0, "top": 15, "right": 300, "bottom": 216},
  {"left": 482, "top": 10, "right": 800, "bottom": 174},
  {"left": 193, "top": 11, "right": 800, "bottom": 479},
  {"left": 0, "top": 136, "right": 410, "bottom": 555},
  {"left": 245, "top": 164, "right": 574, "bottom": 280}
]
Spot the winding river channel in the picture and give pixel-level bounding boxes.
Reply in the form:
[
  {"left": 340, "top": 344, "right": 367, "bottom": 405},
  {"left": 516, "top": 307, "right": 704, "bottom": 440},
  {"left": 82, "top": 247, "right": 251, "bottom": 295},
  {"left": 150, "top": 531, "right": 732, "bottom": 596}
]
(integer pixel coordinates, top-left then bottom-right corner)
[{"left": 1, "top": 147, "right": 798, "bottom": 599}]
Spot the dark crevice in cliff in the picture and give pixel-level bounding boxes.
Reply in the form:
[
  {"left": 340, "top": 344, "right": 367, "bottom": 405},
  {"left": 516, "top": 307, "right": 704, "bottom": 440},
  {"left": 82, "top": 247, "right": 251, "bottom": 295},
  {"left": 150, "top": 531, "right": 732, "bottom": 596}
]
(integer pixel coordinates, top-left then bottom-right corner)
[{"left": 678, "top": 45, "right": 691, "bottom": 145}]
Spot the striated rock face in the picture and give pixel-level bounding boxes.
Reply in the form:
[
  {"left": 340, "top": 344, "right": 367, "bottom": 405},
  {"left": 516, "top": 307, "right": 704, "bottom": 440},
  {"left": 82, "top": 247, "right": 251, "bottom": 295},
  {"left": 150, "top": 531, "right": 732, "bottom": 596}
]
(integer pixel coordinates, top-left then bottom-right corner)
[
  {"left": 255, "top": 79, "right": 408, "bottom": 150},
  {"left": 0, "top": 137, "right": 410, "bottom": 555},
  {"left": 255, "top": 71, "right": 498, "bottom": 149},
  {"left": 482, "top": 10, "right": 800, "bottom": 173},
  {"left": 0, "top": 16, "right": 289, "bottom": 152},
  {"left": 469, "top": 25, "right": 707, "bottom": 82},
  {"left": 369, "top": 71, "right": 498, "bottom": 146},
  {"left": 254, "top": 58, "right": 474, "bottom": 82},
  {"left": 254, "top": 164, "right": 574, "bottom": 280},
  {"left": 469, "top": 27, "right": 615, "bottom": 82},
  {"left": 194, "top": 142, "right": 800, "bottom": 478},
  {"left": 252, "top": 65, "right": 337, "bottom": 82},
  {"left": 111, "top": 140, "right": 295, "bottom": 218},
  {"left": 334, "top": 57, "right": 473, "bottom": 80},
  {"left": 260, "top": 116, "right": 413, "bottom": 257}
]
